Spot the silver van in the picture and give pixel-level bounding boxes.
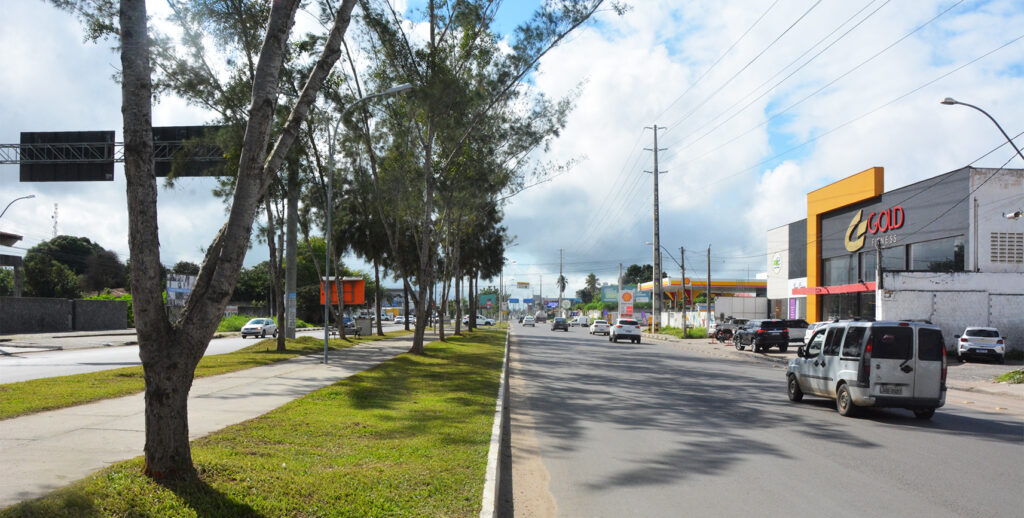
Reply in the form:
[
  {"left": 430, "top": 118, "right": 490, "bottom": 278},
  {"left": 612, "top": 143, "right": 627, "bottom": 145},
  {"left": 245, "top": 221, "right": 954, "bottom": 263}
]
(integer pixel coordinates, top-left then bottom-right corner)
[{"left": 785, "top": 320, "right": 947, "bottom": 419}]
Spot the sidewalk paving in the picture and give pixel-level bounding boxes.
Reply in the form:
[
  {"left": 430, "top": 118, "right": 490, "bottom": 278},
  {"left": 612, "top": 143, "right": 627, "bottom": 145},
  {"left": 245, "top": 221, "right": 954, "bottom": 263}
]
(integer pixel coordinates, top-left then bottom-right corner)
[
  {"left": 0, "top": 334, "right": 420, "bottom": 508},
  {"left": 642, "top": 332, "right": 1024, "bottom": 401}
]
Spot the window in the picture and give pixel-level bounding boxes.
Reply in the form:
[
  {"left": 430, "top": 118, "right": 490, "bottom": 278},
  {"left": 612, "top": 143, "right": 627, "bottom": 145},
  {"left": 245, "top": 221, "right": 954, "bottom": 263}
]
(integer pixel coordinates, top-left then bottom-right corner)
[
  {"left": 870, "top": 326, "right": 913, "bottom": 360},
  {"left": 806, "top": 331, "right": 825, "bottom": 356},
  {"left": 823, "top": 327, "right": 844, "bottom": 356},
  {"left": 860, "top": 251, "right": 876, "bottom": 282},
  {"left": 918, "top": 328, "right": 944, "bottom": 361},
  {"left": 965, "top": 329, "right": 999, "bottom": 338},
  {"left": 882, "top": 245, "right": 906, "bottom": 272},
  {"left": 990, "top": 232, "right": 1023, "bottom": 263},
  {"left": 841, "top": 326, "right": 867, "bottom": 358},
  {"left": 909, "top": 235, "right": 964, "bottom": 271},
  {"left": 761, "top": 320, "right": 787, "bottom": 330},
  {"left": 822, "top": 256, "right": 854, "bottom": 286}
]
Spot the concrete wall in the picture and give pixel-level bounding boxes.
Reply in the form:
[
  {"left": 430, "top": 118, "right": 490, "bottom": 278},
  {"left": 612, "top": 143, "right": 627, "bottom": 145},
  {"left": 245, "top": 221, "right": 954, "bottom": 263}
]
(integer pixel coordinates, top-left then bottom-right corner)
[
  {"left": 0, "top": 297, "right": 127, "bottom": 334},
  {"left": 877, "top": 271, "right": 1024, "bottom": 351},
  {"left": 0, "top": 297, "right": 73, "bottom": 334},
  {"left": 72, "top": 299, "right": 127, "bottom": 331}
]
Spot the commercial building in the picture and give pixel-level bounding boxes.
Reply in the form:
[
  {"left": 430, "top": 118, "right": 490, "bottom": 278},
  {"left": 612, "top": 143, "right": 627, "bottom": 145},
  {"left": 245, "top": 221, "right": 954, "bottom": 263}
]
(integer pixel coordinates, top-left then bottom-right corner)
[{"left": 767, "top": 166, "right": 1023, "bottom": 349}]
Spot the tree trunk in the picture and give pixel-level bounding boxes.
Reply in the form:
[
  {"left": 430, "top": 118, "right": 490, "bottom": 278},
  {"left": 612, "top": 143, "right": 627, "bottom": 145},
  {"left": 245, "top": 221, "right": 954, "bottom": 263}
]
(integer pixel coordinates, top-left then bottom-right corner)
[
  {"left": 403, "top": 279, "right": 410, "bottom": 331},
  {"left": 265, "top": 198, "right": 285, "bottom": 351},
  {"left": 141, "top": 338, "right": 198, "bottom": 479},
  {"left": 374, "top": 261, "right": 384, "bottom": 336}
]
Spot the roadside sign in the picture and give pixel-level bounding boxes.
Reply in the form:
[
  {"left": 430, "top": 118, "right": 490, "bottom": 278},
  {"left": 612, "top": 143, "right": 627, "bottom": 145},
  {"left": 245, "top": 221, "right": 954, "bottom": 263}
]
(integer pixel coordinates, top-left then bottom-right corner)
[
  {"left": 517, "top": 282, "right": 530, "bottom": 290},
  {"left": 509, "top": 298, "right": 519, "bottom": 303},
  {"left": 560, "top": 299, "right": 570, "bottom": 309}
]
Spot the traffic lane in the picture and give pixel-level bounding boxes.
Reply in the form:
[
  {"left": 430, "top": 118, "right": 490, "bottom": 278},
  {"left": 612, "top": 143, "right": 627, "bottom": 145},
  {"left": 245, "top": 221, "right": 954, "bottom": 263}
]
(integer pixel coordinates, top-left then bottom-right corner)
[
  {"left": 510, "top": 324, "right": 1023, "bottom": 518},
  {"left": 0, "top": 328, "right": 328, "bottom": 384}
]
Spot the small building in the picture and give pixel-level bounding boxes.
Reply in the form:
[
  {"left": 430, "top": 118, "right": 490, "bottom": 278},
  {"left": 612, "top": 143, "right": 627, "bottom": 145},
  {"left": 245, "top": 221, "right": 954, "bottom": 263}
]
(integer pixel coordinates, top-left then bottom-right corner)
[{"left": 767, "top": 166, "right": 1023, "bottom": 350}]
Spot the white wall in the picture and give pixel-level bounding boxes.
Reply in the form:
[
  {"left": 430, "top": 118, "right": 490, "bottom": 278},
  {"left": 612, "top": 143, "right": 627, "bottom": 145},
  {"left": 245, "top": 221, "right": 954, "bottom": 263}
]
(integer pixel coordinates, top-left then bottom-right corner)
[
  {"left": 969, "top": 169, "right": 1024, "bottom": 273},
  {"left": 877, "top": 271, "right": 1024, "bottom": 351}
]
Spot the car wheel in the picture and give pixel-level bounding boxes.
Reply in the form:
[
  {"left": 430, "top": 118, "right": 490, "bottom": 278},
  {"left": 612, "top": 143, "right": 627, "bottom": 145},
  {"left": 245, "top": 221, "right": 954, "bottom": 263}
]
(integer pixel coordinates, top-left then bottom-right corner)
[
  {"left": 779, "top": 344, "right": 788, "bottom": 353},
  {"left": 261, "top": 330, "right": 266, "bottom": 338},
  {"left": 635, "top": 338, "right": 641, "bottom": 344},
  {"left": 273, "top": 329, "right": 279, "bottom": 338},
  {"left": 735, "top": 341, "right": 745, "bottom": 351},
  {"left": 836, "top": 383, "right": 857, "bottom": 417},
  {"left": 998, "top": 356, "right": 1005, "bottom": 365},
  {"left": 787, "top": 375, "right": 804, "bottom": 402},
  {"left": 913, "top": 408, "right": 936, "bottom": 419}
]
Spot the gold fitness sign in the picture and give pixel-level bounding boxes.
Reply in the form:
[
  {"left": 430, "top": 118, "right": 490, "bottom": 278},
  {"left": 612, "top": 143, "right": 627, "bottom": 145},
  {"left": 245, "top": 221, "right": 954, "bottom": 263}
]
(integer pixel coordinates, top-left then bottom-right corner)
[{"left": 845, "top": 206, "right": 905, "bottom": 252}]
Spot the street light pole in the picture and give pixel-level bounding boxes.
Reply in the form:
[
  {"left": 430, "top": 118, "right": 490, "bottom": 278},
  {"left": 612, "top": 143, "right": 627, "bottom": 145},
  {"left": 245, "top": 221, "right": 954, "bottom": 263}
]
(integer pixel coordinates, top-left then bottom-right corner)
[
  {"left": 941, "top": 98, "right": 1024, "bottom": 163},
  {"left": 315, "top": 83, "right": 414, "bottom": 365},
  {"left": 0, "top": 194, "right": 36, "bottom": 221}
]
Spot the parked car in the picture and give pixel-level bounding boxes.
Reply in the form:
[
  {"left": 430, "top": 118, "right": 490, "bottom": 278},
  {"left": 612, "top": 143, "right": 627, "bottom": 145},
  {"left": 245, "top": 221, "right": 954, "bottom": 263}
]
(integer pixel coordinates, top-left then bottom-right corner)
[
  {"left": 784, "top": 319, "right": 810, "bottom": 343},
  {"left": 955, "top": 327, "right": 1006, "bottom": 364},
  {"left": 551, "top": 317, "right": 569, "bottom": 331},
  {"left": 733, "top": 319, "right": 789, "bottom": 352},
  {"left": 786, "top": 320, "right": 947, "bottom": 419},
  {"left": 589, "top": 319, "right": 610, "bottom": 335},
  {"left": 240, "top": 318, "right": 278, "bottom": 339},
  {"left": 609, "top": 318, "right": 642, "bottom": 343},
  {"left": 395, "top": 315, "right": 415, "bottom": 324},
  {"left": 522, "top": 316, "right": 536, "bottom": 327},
  {"left": 804, "top": 321, "right": 828, "bottom": 344},
  {"left": 713, "top": 318, "right": 748, "bottom": 343},
  {"left": 463, "top": 314, "right": 495, "bottom": 325}
]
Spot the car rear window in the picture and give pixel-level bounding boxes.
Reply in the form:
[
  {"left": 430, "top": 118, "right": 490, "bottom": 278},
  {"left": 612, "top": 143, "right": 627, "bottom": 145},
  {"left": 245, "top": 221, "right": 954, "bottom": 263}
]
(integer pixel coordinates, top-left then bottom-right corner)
[
  {"left": 761, "top": 320, "right": 787, "bottom": 329},
  {"left": 784, "top": 319, "right": 808, "bottom": 328},
  {"left": 964, "top": 329, "right": 999, "bottom": 338},
  {"left": 918, "top": 328, "right": 944, "bottom": 361},
  {"left": 870, "top": 327, "right": 913, "bottom": 360},
  {"left": 619, "top": 320, "right": 638, "bottom": 326}
]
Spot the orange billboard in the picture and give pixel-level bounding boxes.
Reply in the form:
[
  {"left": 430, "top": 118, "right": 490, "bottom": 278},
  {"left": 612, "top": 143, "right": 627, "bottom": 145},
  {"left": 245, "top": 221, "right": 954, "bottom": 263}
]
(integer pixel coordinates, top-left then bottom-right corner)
[{"left": 319, "top": 277, "right": 365, "bottom": 305}]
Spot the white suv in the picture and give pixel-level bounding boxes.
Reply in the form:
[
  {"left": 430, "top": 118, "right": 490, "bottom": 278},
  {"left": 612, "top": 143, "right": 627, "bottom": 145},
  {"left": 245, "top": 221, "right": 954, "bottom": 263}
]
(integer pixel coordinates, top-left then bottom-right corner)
[
  {"left": 786, "top": 320, "right": 947, "bottom": 419},
  {"left": 609, "top": 318, "right": 642, "bottom": 344}
]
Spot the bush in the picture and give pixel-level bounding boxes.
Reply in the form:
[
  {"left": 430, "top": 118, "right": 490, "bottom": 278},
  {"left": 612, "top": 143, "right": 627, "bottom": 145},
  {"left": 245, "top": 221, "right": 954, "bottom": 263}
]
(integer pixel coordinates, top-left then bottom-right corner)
[
  {"left": 995, "top": 369, "right": 1024, "bottom": 384},
  {"left": 655, "top": 326, "right": 707, "bottom": 339}
]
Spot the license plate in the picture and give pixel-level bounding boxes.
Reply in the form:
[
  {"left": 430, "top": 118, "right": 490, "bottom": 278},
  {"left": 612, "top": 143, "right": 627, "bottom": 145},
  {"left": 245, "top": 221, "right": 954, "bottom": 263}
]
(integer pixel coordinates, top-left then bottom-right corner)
[{"left": 878, "top": 384, "right": 903, "bottom": 395}]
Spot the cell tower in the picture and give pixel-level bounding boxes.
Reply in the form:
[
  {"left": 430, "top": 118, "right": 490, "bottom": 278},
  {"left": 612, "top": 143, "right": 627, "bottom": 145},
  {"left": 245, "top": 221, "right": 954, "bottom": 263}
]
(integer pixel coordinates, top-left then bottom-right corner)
[{"left": 51, "top": 203, "right": 58, "bottom": 238}]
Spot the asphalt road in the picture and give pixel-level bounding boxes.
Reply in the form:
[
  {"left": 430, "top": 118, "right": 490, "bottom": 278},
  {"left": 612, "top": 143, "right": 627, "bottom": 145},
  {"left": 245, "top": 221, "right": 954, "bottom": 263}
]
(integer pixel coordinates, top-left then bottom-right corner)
[
  {"left": 507, "top": 324, "right": 1024, "bottom": 518},
  {"left": 0, "top": 323, "right": 409, "bottom": 384}
]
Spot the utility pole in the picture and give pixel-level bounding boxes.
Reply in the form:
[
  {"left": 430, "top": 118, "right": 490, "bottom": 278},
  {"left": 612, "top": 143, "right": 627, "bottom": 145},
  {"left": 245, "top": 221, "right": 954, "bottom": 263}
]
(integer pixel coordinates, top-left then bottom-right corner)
[
  {"left": 706, "top": 245, "right": 712, "bottom": 332},
  {"left": 681, "top": 246, "right": 687, "bottom": 335},
  {"left": 645, "top": 125, "right": 666, "bottom": 330},
  {"left": 618, "top": 262, "right": 623, "bottom": 320},
  {"left": 285, "top": 168, "right": 298, "bottom": 339}
]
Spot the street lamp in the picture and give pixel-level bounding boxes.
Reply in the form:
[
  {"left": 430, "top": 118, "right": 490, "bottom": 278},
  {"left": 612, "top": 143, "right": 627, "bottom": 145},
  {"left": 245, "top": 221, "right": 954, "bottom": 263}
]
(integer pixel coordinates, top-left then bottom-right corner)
[
  {"left": 0, "top": 194, "right": 36, "bottom": 221},
  {"left": 289, "top": 84, "right": 413, "bottom": 364},
  {"left": 941, "top": 97, "right": 1024, "bottom": 163}
]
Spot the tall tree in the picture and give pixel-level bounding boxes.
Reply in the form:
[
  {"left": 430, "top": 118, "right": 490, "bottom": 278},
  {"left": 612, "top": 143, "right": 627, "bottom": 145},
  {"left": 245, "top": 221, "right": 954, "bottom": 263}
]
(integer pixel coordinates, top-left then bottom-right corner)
[{"left": 53, "top": 0, "right": 360, "bottom": 480}]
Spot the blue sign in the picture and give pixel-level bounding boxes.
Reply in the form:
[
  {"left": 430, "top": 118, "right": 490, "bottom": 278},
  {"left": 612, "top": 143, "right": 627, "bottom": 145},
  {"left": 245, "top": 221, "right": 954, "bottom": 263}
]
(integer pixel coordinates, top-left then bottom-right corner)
[
  {"left": 509, "top": 298, "right": 519, "bottom": 303},
  {"left": 546, "top": 301, "right": 558, "bottom": 309},
  {"left": 523, "top": 298, "right": 534, "bottom": 303}
]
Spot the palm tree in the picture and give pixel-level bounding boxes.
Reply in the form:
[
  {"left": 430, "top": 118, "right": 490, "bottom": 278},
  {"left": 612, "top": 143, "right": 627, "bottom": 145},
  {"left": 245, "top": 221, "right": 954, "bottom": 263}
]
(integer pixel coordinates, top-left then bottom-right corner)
[
  {"left": 585, "top": 273, "right": 599, "bottom": 296},
  {"left": 556, "top": 274, "right": 567, "bottom": 300}
]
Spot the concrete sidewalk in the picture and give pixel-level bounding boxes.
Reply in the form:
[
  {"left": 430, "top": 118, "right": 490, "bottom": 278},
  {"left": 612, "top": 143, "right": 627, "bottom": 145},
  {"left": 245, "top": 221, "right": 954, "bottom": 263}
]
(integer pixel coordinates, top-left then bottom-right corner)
[{"left": 0, "top": 335, "right": 419, "bottom": 508}]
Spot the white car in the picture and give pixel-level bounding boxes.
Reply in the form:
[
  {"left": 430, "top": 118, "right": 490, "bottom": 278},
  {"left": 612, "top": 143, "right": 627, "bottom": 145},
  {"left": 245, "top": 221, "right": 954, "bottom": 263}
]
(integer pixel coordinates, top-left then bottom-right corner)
[
  {"left": 589, "top": 319, "right": 610, "bottom": 335},
  {"left": 522, "top": 316, "right": 536, "bottom": 327},
  {"left": 609, "top": 318, "right": 642, "bottom": 344},
  {"left": 240, "top": 318, "right": 278, "bottom": 339},
  {"left": 956, "top": 327, "right": 1006, "bottom": 364}
]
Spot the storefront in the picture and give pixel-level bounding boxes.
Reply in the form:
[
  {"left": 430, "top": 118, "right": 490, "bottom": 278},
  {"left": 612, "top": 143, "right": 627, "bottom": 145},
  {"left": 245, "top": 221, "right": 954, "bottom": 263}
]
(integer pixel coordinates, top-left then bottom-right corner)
[{"left": 768, "top": 166, "right": 1023, "bottom": 324}]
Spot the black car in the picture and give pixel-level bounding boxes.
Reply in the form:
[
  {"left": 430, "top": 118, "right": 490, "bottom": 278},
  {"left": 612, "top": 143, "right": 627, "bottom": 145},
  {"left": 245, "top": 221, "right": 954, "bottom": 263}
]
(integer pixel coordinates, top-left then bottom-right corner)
[
  {"left": 550, "top": 317, "right": 569, "bottom": 331},
  {"left": 733, "top": 319, "right": 789, "bottom": 352}
]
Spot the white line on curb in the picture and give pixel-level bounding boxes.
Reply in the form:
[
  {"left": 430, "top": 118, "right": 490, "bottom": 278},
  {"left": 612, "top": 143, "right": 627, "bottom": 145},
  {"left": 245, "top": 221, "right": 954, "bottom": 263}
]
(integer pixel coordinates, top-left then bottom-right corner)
[{"left": 479, "top": 329, "right": 510, "bottom": 518}]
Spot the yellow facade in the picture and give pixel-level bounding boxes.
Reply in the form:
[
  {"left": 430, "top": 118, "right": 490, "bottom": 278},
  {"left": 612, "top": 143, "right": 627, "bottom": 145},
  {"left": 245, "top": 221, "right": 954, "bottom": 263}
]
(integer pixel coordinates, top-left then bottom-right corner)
[{"left": 805, "top": 167, "right": 884, "bottom": 321}]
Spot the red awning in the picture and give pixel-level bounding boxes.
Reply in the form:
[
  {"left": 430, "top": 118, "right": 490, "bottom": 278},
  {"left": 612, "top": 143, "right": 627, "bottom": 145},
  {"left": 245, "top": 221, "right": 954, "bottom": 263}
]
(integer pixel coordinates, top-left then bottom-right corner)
[{"left": 792, "top": 282, "right": 876, "bottom": 296}]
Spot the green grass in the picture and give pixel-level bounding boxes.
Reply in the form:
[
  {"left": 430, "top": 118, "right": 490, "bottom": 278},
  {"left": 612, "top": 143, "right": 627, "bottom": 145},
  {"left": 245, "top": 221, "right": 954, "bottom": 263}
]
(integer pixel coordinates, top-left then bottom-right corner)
[
  {"left": 216, "top": 315, "right": 313, "bottom": 333},
  {"left": 1, "top": 328, "right": 506, "bottom": 517},
  {"left": 995, "top": 369, "right": 1024, "bottom": 384},
  {"left": 0, "top": 331, "right": 411, "bottom": 421},
  {"left": 658, "top": 326, "right": 708, "bottom": 339}
]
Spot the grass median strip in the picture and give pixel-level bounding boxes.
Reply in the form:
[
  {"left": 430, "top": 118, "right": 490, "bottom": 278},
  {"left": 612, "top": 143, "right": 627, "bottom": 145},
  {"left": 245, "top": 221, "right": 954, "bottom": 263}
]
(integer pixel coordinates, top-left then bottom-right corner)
[
  {"left": 1, "top": 327, "right": 506, "bottom": 517},
  {"left": 0, "top": 331, "right": 411, "bottom": 421}
]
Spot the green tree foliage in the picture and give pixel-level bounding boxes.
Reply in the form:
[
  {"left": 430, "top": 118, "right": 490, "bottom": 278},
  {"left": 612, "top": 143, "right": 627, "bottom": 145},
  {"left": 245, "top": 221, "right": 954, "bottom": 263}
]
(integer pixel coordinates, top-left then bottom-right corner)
[
  {"left": 0, "top": 268, "right": 13, "bottom": 296},
  {"left": 24, "top": 253, "right": 81, "bottom": 298},
  {"left": 171, "top": 261, "right": 200, "bottom": 275},
  {"left": 22, "top": 235, "right": 127, "bottom": 297}
]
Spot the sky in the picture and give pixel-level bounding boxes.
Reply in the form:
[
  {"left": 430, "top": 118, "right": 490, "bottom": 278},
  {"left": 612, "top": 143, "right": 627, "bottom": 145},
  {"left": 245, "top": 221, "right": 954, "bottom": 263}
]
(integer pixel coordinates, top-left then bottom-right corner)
[{"left": 1, "top": 0, "right": 1023, "bottom": 299}]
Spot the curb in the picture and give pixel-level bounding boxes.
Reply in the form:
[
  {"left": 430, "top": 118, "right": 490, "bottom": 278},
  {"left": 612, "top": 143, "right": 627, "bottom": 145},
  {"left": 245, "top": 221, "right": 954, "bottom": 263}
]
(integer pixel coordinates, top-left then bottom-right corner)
[{"left": 480, "top": 328, "right": 510, "bottom": 518}]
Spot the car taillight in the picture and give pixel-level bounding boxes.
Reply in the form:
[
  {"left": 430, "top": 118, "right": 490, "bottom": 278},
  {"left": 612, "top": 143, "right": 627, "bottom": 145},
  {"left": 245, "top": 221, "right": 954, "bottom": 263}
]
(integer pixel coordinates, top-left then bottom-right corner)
[
  {"left": 757, "top": 329, "right": 765, "bottom": 334},
  {"left": 941, "top": 346, "right": 947, "bottom": 384},
  {"left": 616, "top": 325, "right": 622, "bottom": 328},
  {"left": 959, "top": 337, "right": 967, "bottom": 342},
  {"left": 861, "top": 340, "right": 872, "bottom": 382},
  {"left": 997, "top": 339, "right": 1004, "bottom": 344}
]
